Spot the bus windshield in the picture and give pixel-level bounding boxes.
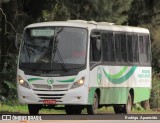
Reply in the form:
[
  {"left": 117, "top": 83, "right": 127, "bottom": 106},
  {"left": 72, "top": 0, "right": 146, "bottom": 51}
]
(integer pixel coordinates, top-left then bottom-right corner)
[{"left": 19, "top": 27, "right": 87, "bottom": 71}]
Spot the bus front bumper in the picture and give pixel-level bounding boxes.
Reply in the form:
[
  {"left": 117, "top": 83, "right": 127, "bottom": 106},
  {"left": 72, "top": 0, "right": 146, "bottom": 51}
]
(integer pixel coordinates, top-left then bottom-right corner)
[{"left": 18, "top": 85, "right": 89, "bottom": 105}]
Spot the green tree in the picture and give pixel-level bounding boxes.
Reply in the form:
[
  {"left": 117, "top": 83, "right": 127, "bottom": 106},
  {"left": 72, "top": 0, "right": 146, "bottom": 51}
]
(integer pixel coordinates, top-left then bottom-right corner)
[
  {"left": 87, "top": 0, "right": 132, "bottom": 24},
  {"left": 128, "top": 0, "right": 153, "bottom": 26},
  {"left": 41, "top": 0, "right": 69, "bottom": 21},
  {"left": 41, "top": 0, "right": 133, "bottom": 24},
  {"left": 0, "top": 0, "right": 55, "bottom": 100}
]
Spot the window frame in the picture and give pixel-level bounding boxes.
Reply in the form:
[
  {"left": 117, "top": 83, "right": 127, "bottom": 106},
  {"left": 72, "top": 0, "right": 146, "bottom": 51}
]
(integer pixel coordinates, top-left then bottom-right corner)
[{"left": 89, "top": 29, "right": 151, "bottom": 69}]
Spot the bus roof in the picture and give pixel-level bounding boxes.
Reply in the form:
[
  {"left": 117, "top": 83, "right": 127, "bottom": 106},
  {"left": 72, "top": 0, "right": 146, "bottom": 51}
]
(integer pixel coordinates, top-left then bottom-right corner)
[{"left": 26, "top": 20, "right": 149, "bottom": 34}]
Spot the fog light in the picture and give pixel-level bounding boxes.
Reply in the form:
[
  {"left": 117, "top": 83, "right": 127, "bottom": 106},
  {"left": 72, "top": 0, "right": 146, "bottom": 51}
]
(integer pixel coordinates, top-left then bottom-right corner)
[{"left": 77, "top": 96, "right": 81, "bottom": 99}]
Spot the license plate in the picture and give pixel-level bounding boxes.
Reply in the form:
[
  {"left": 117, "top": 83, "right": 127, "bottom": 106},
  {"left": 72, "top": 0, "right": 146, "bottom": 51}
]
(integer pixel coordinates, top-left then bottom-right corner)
[{"left": 43, "top": 100, "right": 56, "bottom": 104}]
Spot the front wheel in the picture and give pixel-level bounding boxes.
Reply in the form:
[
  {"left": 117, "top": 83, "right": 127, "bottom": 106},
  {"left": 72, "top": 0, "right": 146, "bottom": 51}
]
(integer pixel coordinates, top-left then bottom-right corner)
[{"left": 87, "top": 92, "right": 99, "bottom": 114}]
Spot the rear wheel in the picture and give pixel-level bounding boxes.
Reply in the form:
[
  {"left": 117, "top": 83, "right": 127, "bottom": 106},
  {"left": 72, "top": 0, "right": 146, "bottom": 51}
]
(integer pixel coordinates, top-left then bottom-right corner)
[
  {"left": 123, "top": 93, "right": 132, "bottom": 114},
  {"left": 87, "top": 92, "right": 99, "bottom": 114},
  {"left": 28, "top": 104, "right": 41, "bottom": 115}
]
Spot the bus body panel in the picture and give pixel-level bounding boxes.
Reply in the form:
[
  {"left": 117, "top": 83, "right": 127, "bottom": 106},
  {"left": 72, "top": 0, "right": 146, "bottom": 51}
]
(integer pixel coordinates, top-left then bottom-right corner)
[{"left": 89, "top": 66, "right": 151, "bottom": 104}]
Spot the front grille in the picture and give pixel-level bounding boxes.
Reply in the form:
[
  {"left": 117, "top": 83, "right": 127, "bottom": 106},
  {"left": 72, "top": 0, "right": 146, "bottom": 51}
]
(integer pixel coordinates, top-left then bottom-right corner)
[
  {"left": 33, "top": 89, "right": 67, "bottom": 91},
  {"left": 32, "top": 84, "right": 69, "bottom": 90},
  {"left": 32, "top": 84, "right": 49, "bottom": 89},
  {"left": 40, "top": 97, "right": 61, "bottom": 99},
  {"left": 36, "top": 93, "right": 65, "bottom": 100},
  {"left": 53, "top": 84, "right": 68, "bottom": 88},
  {"left": 37, "top": 94, "right": 64, "bottom": 96}
]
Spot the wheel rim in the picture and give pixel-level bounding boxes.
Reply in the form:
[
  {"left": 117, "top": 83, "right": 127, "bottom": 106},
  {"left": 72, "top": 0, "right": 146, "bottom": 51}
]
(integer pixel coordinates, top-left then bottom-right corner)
[{"left": 126, "top": 94, "right": 132, "bottom": 113}]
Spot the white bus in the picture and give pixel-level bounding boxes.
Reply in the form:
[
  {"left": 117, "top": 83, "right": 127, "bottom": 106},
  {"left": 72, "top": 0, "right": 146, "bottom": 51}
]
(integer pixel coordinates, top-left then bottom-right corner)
[{"left": 17, "top": 20, "right": 151, "bottom": 114}]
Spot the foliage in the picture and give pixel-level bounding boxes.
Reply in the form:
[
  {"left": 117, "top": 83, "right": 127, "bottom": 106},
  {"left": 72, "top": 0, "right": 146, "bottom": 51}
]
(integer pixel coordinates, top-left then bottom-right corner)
[
  {"left": 41, "top": 1, "right": 69, "bottom": 21},
  {"left": 129, "top": 0, "right": 160, "bottom": 73},
  {"left": 150, "top": 71, "right": 160, "bottom": 110},
  {"left": 132, "top": 103, "right": 145, "bottom": 111},
  {"left": 0, "top": 53, "right": 17, "bottom": 101},
  {"left": 88, "top": 0, "right": 133, "bottom": 24},
  {"left": 128, "top": 0, "right": 153, "bottom": 26},
  {"left": 41, "top": 0, "right": 133, "bottom": 24}
]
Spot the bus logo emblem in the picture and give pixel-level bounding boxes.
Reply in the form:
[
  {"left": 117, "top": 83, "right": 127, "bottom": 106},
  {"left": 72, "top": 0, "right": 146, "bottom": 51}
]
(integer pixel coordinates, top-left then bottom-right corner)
[{"left": 47, "top": 78, "right": 54, "bottom": 85}]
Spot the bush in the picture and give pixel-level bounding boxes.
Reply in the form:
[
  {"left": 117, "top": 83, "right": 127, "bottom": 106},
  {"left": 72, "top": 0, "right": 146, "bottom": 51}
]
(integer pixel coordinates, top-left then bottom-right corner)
[
  {"left": 0, "top": 53, "right": 17, "bottom": 101},
  {"left": 150, "top": 71, "right": 160, "bottom": 110}
]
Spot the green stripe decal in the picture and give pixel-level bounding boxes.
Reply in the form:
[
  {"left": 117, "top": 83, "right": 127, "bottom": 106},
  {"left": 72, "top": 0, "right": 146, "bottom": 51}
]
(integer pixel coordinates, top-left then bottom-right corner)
[
  {"left": 27, "top": 78, "right": 44, "bottom": 83},
  {"left": 57, "top": 77, "right": 75, "bottom": 83},
  {"left": 103, "top": 66, "right": 137, "bottom": 84},
  {"left": 107, "top": 66, "right": 128, "bottom": 79}
]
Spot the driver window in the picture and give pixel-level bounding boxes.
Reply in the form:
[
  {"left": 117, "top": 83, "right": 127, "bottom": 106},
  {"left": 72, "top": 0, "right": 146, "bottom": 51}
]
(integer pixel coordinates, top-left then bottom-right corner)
[{"left": 90, "top": 31, "right": 101, "bottom": 62}]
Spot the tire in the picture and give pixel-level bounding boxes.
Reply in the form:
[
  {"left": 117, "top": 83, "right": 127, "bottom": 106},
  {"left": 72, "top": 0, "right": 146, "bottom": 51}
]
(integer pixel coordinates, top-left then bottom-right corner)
[
  {"left": 114, "top": 93, "right": 132, "bottom": 114},
  {"left": 87, "top": 92, "right": 99, "bottom": 115},
  {"left": 123, "top": 93, "right": 132, "bottom": 114},
  {"left": 65, "top": 105, "right": 82, "bottom": 115},
  {"left": 28, "top": 104, "right": 41, "bottom": 115}
]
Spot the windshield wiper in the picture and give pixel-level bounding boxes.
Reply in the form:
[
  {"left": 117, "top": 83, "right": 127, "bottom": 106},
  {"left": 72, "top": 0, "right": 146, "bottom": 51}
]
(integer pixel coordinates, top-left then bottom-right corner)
[
  {"left": 56, "top": 48, "right": 68, "bottom": 72},
  {"left": 51, "top": 27, "right": 68, "bottom": 72},
  {"left": 23, "top": 42, "right": 31, "bottom": 61},
  {"left": 32, "top": 47, "right": 51, "bottom": 72},
  {"left": 51, "top": 42, "right": 68, "bottom": 72}
]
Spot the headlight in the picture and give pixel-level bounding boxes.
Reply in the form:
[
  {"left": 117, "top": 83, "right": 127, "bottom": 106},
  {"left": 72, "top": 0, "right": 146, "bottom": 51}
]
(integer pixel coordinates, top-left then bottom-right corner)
[
  {"left": 18, "top": 76, "right": 30, "bottom": 89},
  {"left": 71, "top": 77, "right": 85, "bottom": 89}
]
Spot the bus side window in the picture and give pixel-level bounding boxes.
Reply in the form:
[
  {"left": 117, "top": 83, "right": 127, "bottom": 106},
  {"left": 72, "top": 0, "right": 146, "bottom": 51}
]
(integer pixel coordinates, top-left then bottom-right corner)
[
  {"left": 139, "top": 35, "right": 149, "bottom": 64},
  {"left": 121, "top": 34, "right": 127, "bottom": 62},
  {"left": 144, "top": 35, "right": 150, "bottom": 63},
  {"left": 90, "top": 34, "right": 101, "bottom": 62},
  {"left": 115, "top": 34, "right": 121, "bottom": 62},
  {"left": 102, "top": 32, "right": 115, "bottom": 62},
  {"left": 127, "top": 35, "right": 133, "bottom": 63},
  {"left": 133, "top": 35, "right": 139, "bottom": 62}
]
